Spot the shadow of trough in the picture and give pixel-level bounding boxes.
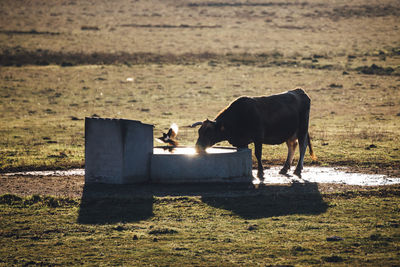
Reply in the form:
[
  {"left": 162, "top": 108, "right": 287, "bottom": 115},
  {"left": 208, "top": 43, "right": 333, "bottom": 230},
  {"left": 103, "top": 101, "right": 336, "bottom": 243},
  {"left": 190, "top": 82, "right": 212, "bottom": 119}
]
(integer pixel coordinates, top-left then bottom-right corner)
[
  {"left": 78, "top": 181, "right": 328, "bottom": 224},
  {"left": 77, "top": 184, "right": 154, "bottom": 224}
]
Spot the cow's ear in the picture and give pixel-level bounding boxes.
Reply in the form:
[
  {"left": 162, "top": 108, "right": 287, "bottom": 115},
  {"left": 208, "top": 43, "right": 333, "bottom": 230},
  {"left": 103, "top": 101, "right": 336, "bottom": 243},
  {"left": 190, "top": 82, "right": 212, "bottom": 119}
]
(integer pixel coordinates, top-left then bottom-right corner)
[{"left": 204, "top": 119, "right": 214, "bottom": 128}]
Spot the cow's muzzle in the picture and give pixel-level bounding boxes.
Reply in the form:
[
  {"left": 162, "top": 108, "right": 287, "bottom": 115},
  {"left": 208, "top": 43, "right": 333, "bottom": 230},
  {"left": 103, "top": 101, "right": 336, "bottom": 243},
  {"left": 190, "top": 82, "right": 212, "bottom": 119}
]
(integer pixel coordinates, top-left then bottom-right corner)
[{"left": 195, "top": 143, "right": 206, "bottom": 154}]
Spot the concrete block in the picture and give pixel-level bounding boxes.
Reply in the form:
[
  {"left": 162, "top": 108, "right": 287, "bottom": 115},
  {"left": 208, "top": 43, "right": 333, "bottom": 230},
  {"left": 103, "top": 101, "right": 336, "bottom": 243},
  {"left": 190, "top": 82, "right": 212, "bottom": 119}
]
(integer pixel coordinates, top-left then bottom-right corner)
[
  {"left": 85, "top": 117, "right": 153, "bottom": 184},
  {"left": 150, "top": 147, "right": 253, "bottom": 183}
]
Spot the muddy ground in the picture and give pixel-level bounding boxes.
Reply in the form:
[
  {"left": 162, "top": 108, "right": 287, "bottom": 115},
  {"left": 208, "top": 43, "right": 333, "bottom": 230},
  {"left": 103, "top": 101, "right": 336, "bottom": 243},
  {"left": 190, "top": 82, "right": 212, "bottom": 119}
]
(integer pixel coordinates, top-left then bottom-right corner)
[{"left": 2, "top": 172, "right": 399, "bottom": 199}]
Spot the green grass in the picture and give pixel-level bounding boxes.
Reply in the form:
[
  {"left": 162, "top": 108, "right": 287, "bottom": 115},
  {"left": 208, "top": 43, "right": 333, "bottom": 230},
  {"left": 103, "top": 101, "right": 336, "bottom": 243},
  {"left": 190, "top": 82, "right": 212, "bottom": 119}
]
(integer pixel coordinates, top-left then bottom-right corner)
[
  {"left": 0, "top": 63, "right": 399, "bottom": 173},
  {"left": 1, "top": 185, "right": 400, "bottom": 266},
  {"left": 0, "top": 0, "right": 399, "bottom": 173},
  {"left": 1, "top": 1, "right": 399, "bottom": 265}
]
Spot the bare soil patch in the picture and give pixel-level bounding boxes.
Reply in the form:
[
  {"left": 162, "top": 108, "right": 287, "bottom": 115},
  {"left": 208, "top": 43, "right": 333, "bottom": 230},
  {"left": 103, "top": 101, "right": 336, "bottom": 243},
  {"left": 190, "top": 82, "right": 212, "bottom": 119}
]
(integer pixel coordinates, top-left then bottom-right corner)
[
  {"left": 1, "top": 172, "right": 398, "bottom": 199},
  {"left": 0, "top": 175, "right": 84, "bottom": 198}
]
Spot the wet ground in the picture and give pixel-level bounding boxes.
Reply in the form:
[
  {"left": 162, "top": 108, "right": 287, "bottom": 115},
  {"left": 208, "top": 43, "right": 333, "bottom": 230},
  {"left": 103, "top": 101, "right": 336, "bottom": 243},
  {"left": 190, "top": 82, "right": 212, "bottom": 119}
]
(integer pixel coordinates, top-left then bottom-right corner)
[
  {"left": 4, "top": 166, "right": 400, "bottom": 186},
  {"left": 254, "top": 167, "right": 400, "bottom": 186}
]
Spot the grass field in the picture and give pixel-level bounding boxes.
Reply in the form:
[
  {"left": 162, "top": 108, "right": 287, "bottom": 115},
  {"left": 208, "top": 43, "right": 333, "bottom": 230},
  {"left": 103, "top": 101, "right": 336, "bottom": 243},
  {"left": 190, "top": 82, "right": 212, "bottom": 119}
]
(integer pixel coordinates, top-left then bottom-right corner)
[
  {"left": 1, "top": 63, "right": 399, "bottom": 174},
  {"left": 0, "top": 0, "right": 400, "bottom": 265},
  {"left": 1, "top": 185, "right": 400, "bottom": 266},
  {"left": 1, "top": 0, "right": 400, "bottom": 174}
]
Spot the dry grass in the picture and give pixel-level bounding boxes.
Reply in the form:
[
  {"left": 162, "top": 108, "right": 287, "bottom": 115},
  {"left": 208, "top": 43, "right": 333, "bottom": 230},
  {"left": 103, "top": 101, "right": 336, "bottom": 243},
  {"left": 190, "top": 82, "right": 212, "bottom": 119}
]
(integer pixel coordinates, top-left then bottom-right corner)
[
  {"left": 1, "top": 1, "right": 400, "bottom": 266},
  {"left": 0, "top": 0, "right": 399, "bottom": 174},
  {"left": 1, "top": 64, "right": 399, "bottom": 173},
  {"left": 1, "top": 185, "right": 400, "bottom": 266},
  {"left": 1, "top": 0, "right": 399, "bottom": 56}
]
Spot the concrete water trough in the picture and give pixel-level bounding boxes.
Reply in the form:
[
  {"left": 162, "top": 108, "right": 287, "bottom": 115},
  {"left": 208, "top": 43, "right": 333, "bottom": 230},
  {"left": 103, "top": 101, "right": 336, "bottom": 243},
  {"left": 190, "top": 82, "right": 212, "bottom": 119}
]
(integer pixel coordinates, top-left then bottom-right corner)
[
  {"left": 85, "top": 117, "right": 153, "bottom": 184},
  {"left": 85, "top": 118, "right": 253, "bottom": 184},
  {"left": 151, "top": 147, "right": 252, "bottom": 183}
]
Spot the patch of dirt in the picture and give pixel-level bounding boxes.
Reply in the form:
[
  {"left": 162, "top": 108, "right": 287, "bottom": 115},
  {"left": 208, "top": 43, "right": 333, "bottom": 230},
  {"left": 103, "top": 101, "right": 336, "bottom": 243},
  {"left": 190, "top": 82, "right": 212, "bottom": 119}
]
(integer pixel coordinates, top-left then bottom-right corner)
[
  {"left": 330, "top": 5, "right": 400, "bottom": 19},
  {"left": 305, "top": 4, "right": 400, "bottom": 20},
  {"left": 0, "top": 173, "right": 398, "bottom": 199},
  {"left": 119, "top": 23, "right": 221, "bottom": 29},
  {"left": 186, "top": 2, "right": 311, "bottom": 8},
  {"left": 0, "top": 175, "right": 84, "bottom": 198},
  {"left": 0, "top": 30, "right": 61, "bottom": 35}
]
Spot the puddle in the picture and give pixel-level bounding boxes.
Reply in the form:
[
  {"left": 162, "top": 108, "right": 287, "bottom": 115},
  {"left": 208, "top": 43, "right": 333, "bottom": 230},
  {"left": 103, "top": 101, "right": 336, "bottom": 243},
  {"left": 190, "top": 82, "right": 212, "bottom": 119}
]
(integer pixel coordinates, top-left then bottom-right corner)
[
  {"left": 3, "top": 167, "right": 400, "bottom": 186},
  {"left": 4, "top": 169, "right": 85, "bottom": 177},
  {"left": 253, "top": 167, "right": 400, "bottom": 186},
  {"left": 153, "top": 146, "right": 236, "bottom": 155}
]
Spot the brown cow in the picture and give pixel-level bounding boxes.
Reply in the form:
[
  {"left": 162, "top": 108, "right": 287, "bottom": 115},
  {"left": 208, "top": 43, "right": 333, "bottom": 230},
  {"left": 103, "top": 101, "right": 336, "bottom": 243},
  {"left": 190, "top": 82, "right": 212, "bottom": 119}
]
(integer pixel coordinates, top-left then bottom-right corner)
[{"left": 192, "top": 88, "right": 316, "bottom": 179}]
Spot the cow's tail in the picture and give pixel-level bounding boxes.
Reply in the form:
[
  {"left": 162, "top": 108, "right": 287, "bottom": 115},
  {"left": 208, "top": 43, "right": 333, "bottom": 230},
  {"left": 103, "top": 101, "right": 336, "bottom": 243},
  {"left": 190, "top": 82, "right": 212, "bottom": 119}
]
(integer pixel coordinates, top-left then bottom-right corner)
[{"left": 307, "top": 132, "right": 317, "bottom": 161}]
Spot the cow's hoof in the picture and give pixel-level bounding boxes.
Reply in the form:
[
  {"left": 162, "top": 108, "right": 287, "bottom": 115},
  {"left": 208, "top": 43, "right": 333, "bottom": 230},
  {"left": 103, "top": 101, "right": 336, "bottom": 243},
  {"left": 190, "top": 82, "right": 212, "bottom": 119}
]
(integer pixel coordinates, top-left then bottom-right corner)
[
  {"left": 279, "top": 168, "right": 288, "bottom": 175},
  {"left": 257, "top": 171, "right": 264, "bottom": 179},
  {"left": 293, "top": 169, "right": 302, "bottom": 178}
]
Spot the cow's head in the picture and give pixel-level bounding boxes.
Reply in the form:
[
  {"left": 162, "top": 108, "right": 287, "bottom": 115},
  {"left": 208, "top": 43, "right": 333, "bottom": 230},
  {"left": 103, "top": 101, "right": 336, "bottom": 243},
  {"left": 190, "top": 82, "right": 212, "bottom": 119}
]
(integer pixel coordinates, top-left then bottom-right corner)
[{"left": 192, "top": 119, "right": 224, "bottom": 153}]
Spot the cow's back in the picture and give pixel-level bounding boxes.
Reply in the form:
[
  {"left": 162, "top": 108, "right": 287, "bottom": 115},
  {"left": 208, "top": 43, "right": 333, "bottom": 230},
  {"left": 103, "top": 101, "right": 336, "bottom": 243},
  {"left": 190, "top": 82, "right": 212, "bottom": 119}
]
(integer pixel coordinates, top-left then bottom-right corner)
[
  {"left": 255, "top": 89, "right": 310, "bottom": 144},
  {"left": 216, "top": 89, "right": 310, "bottom": 146},
  {"left": 255, "top": 88, "right": 310, "bottom": 113}
]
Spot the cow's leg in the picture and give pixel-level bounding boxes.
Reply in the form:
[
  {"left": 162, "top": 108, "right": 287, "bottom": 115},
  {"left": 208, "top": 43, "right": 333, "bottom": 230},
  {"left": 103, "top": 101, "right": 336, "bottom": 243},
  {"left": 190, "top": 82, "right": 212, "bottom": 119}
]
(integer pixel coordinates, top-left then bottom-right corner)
[
  {"left": 294, "top": 111, "right": 310, "bottom": 178},
  {"left": 254, "top": 141, "right": 264, "bottom": 179},
  {"left": 280, "top": 137, "right": 298, "bottom": 175},
  {"left": 294, "top": 133, "right": 307, "bottom": 178}
]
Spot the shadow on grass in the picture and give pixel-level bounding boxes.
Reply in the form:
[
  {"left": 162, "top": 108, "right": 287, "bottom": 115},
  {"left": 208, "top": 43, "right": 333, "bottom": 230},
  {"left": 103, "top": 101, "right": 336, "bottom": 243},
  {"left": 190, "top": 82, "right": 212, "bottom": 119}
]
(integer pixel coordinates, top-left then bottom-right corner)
[
  {"left": 77, "top": 184, "right": 154, "bottom": 224},
  {"left": 78, "top": 181, "right": 328, "bottom": 224},
  {"left": 202, "top": 182, "right": 328, "bottom": 219}
]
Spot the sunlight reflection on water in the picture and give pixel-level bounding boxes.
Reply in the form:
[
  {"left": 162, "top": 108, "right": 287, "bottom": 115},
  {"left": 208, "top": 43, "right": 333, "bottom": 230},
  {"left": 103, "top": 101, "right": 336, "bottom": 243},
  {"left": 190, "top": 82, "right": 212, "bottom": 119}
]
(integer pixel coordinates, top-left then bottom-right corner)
[
  {"left": 153, "top": 147, "right": 236, "bottom": 155},
  {"left": 252, "top": 166, "right": 400, "bottom": 186}
]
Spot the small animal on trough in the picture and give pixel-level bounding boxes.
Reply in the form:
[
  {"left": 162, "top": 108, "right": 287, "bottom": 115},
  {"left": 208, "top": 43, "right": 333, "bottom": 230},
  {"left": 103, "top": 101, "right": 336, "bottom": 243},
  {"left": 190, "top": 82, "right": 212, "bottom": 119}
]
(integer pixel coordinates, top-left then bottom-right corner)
[
  {"left": 156, "top": 123, "right": 179, "bottom": 148},
  {"left": 191, "top": 88, "right": 317, "bottom": 179}
]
